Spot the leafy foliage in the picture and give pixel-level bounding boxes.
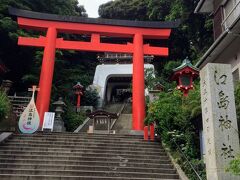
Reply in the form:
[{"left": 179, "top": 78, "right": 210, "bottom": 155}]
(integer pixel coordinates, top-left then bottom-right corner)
[
  {"left": 81, "top": 89, "right": 99, "bottom": 107},
  {"left": 0, "top": 0, "right": 87, "bottom": 89},
  {"left": 227, "top": 155, "right": 240, "bottom": 176},
  {"left": 226, "top": 83, "right": 240, "bottom": 176},
  {"left": 234, "top": 82, "right": 240, "bottom": 130},
  {"left": 99, "top": 0, "right": 213, "bottom": 63},
  {"left": 64, "top": 103, "right": 87, "bottom": 132},
  {"left": 0, "top": 90, "right": 11, "bottom": 122},
  {"left": 0, "top": 0, "right": 100, "bottom": 130},
  {"left": 145, "top": 85, "right": 203, "bottom": 179}
]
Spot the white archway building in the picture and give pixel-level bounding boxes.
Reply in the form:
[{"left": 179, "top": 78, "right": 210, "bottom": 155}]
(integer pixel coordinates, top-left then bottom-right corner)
[{"left": 92, "top": 63, "right": 154, "bottom": 107}]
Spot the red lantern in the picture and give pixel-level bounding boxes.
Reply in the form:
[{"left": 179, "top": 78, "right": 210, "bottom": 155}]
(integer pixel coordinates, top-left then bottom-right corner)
[
  {"left": 73, "top": 82, "right": 84, "bottom": 110},
  {"left": 171, "top": 57, "right": 199, "bottom": 97}
]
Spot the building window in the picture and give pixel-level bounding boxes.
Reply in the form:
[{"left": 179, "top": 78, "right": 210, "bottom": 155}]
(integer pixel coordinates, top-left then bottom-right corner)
[{"left": 213, "top": 5, "right": 224, "bottom": 40}]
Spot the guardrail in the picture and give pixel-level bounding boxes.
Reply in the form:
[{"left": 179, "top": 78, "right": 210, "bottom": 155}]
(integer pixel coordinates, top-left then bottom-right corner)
[{"left": 170, "top": 139, "right": 204, "bottom": 180}]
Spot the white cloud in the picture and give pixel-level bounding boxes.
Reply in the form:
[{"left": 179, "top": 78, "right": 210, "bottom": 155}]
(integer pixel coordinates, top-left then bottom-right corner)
[{"left": 78, "top": 0, "right": 112, "bottom": 18}]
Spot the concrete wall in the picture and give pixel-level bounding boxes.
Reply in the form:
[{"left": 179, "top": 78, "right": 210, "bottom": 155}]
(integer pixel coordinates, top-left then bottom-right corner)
[{"left": 212, "top": 37, "right": 240, "bottom": 79}]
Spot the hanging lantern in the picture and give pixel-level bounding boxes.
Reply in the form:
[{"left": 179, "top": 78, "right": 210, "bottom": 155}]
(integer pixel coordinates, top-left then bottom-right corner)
[
  {"left": 73, "top": 82, "right": 84, "bottom": 110},
  {"left": 171, "top": 57, "right": 199, "bottom": 97}
]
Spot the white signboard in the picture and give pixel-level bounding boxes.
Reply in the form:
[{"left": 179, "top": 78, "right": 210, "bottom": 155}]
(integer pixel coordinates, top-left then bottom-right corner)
[
  {"left": 200, "top": 63, "right": 240, "bottom": 180},
  {"left": 42, "top": 112, "right": 55, "bottom": 131}
]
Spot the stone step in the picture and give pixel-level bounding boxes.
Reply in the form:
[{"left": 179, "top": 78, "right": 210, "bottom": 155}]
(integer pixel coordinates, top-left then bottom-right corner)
[
  {"left": 0, "top": 163, "right": 176, "bottom": 174},
  {"left": 0, "top": 149, "right": 168, "bottom": 159},
  {"left": 12, "top": 136, "right": 158, "bottom": 144},
  {"left": 2, "top": 142, "right": 163, "bottom": 152},
  {"left": 0, "top": 133, "right": 179, "bottom": 179},
  {"left": 0, "top": 146, "right": 165, "bottom": 155},
  {"left": 6, "top": 139, "right": 160, "bottom": 148},
  {"left": 0, "top": 153, "right": 171, "bottom": 164},
  {"left": 0, "top": 158, "right": 174, "bottom": 169},
  {"left": 0, "top": 174, "right": 180, "bottom": 180},
  {"left": 14, "top": 133, "right": 143, "bottom": 139},
  {"left": 0, "top": 168, "right": 179, "bottom": 179}
]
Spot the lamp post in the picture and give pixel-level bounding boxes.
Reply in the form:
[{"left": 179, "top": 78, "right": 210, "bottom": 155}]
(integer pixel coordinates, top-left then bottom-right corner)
[
  {"left": 171, "top": 57, "right": 199, "bottom": 97},
  {"left": 73, "top": 82, "right": 84, "bottom": 112}
]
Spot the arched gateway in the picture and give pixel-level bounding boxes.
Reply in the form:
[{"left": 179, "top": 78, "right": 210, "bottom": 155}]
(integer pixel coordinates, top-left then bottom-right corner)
[{"left": 9, "top": 7, "right": 179, "bottom": 131}]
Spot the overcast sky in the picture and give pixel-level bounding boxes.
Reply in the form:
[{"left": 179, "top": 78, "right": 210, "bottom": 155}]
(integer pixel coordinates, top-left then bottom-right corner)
[{"left": 78, "top": 0, "right": 112, "bottom": 18}]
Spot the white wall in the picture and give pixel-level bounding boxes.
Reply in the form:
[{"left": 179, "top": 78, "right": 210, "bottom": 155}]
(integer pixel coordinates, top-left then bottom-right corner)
[{"left": 92, "top": 64, "right": 154, "bottom": 107}]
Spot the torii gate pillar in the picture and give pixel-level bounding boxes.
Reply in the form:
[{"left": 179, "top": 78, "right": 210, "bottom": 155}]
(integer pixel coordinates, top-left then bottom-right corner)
[
  {"left": 36, "top": 27, "right": 57, "bottom": 122},
  {"left": 133, "top": 33, "right": 145, "bottom": 130}
]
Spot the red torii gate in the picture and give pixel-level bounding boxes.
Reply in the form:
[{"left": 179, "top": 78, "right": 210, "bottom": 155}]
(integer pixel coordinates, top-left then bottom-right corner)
[{"left": 10, "top": 8, "right": 179, "bottom": 131}]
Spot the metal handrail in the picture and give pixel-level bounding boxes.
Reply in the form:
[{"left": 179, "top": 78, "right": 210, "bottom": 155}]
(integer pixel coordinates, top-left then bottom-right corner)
[
  {"left": 110, "top": 102, "right": 127, "bottom": 130},
  {"left": 170, "top": 139, "right": 203, "bottom": 180}
]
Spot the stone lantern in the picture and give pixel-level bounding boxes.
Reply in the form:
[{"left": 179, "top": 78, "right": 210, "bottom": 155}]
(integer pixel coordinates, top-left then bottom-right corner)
[
  {"left": 73, "top": 82, "right": 84, "bottom": 112},
  {"left": 52, "top": 97, "right": 66, "bottom": 132},
  {"left": 1, "top": 80, "right": 13, "bottom": 94},
  {"left": 171, "top": 57, "right": 199, "bottom": 97},
  {"left": 148, "top": 83, "right": 164, "bottom": 103}
]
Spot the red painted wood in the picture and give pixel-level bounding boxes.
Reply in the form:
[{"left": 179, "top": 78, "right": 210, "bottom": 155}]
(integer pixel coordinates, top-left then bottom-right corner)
[
  {"left": 150, "top": 124, "right": 155, "bottom": 141},
  {"left": 16, "top": 16, "right": 172, "bottom": 131},
  {"left": 77, "top": 94, "right": 81, "bottom": 108},
  {"left": 36, "top": 27, "right": 57, "bottom": 127},
  {"left": 18, "top": 37, "right": 169, "bottom": 56},
  {"left": 144, "top": 126, "right": 149, "bottom": 140},
  {"left": 18, "top": 17, "right": 171, "bottom": 39},
  {"left": 132, "top": 33, "right": 145, "bottom": 130}
]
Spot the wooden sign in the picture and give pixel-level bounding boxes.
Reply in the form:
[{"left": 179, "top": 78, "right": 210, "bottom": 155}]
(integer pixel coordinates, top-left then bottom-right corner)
[{"left": 18, "top": 86, "right": 40, "bottom": 134}]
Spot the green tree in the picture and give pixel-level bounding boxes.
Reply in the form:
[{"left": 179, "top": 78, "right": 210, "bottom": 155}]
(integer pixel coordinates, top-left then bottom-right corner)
[
  {"left": 99, "top": 0, "right": 213, "bottom": 63},
  {"left": 0, "top": 0, "right": 88, "bottom": 92},
  {"left": 0, "top": 90, "right": 11, "bottom": 122}
]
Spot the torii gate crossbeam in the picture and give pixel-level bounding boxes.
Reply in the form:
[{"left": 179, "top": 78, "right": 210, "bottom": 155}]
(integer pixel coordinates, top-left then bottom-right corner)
[{"left": 9, "top": 7, "right": 179, "bottom": 131}]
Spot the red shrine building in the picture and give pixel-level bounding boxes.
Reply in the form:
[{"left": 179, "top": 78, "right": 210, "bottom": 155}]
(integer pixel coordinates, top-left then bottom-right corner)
[{"left": 9, "top": 7, "right": 179, "bottom": 131}]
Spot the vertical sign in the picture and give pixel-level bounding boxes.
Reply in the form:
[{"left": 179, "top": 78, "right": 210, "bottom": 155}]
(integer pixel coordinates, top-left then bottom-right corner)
[
  {"left": 42, "top": 112, "right": 55, "bottom": 131},
  {"left": 200, "top": 63, "right": 240, "bottom": 180},
  {"left": 18, "top": 86, "right": 40, "bottom": 134}
]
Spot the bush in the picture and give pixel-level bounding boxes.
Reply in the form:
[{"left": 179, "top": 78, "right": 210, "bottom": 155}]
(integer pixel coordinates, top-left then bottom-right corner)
[
  {"left": 227, "top": 155, "right": 240, "bottom": 176},
  {"left": 0, "top": 90, "right": 11, "bottom": 122},
  {"left": 226, "top": 83, "right": 240, "bottom": 176},
  {"left": 81, "top": 88, "right": 99, "bottom": 107},
  {"left": 64, "top": 104, "right": 87, "bottom": 132},
  {"left": 234, "top": 82, "right": 240, "bottom": 131},
  {"left": 145, "top": 84, "right": 204, "bottom": 179}
]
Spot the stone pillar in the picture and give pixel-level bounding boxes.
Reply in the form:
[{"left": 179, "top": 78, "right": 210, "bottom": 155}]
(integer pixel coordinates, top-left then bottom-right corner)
[
  {"left": 200, "top": 63, "right": 240, "bottom": 180},
  {"left": 36, "top": 27, "right": 57, "bottom": 128}
]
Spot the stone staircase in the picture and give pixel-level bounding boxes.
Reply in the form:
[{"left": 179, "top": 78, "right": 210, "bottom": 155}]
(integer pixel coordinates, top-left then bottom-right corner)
[
  {"left": 0, "top": 133, "right": 179, "bottom": 180},
  {"left": 113, "top": 114, "right": 132, "bottom": 134},
  {"left": 112, "top": 102, "right": 132, "bottom": 134}
]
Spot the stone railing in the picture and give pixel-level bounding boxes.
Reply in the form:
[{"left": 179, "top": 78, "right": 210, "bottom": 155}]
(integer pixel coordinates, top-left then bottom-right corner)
[{"left": 8, "top": 95, "right": 31, "bottom": 117}]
